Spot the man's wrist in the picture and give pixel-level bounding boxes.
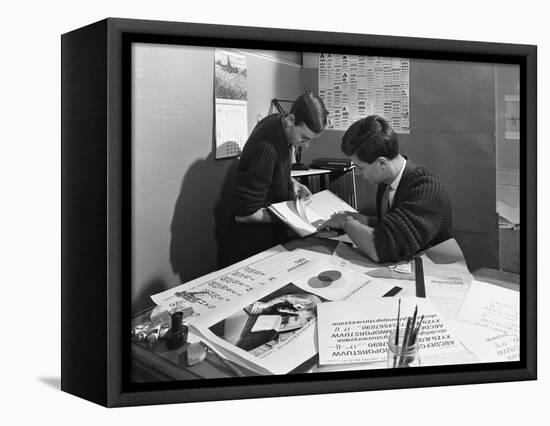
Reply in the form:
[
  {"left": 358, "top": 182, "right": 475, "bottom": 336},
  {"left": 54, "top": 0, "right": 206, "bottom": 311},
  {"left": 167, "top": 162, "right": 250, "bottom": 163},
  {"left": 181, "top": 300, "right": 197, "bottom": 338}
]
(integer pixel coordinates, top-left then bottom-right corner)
[{"left": 342, "top": 215, "right": 356, "bottom": 229}]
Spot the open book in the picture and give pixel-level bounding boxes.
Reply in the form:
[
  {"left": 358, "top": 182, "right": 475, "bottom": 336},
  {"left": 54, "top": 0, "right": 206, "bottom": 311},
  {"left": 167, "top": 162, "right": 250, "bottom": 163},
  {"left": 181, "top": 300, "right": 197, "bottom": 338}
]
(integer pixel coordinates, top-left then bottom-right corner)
[{"left": 268, "top": 190, "right": 357, "bottom": 237}]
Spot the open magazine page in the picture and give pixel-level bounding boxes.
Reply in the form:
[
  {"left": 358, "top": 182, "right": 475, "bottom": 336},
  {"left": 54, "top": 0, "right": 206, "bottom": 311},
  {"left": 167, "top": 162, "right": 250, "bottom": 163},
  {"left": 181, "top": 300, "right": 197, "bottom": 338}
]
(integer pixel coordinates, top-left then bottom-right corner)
[
  {"left": 307, "top": 190, "right": 357, "bottom": 219},
  {"left": 199, "top": 283, "right": 322, "bottom": 375},
  {"left": 268, "top": 190, "right": 357, "bottom": 237},
  {"left": 268, "top": 200, "right": 318, "bottom": 237}
]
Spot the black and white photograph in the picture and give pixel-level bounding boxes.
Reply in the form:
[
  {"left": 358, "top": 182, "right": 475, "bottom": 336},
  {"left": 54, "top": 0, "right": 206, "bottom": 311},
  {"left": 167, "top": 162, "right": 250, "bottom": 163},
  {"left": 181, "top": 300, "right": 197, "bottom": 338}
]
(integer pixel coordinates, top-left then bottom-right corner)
[
  {"left": 128, "top": 40, "right": 525, "bottom": 385},
  {"left": 210, "top": 285, "right": 324, "bottom": 359}
]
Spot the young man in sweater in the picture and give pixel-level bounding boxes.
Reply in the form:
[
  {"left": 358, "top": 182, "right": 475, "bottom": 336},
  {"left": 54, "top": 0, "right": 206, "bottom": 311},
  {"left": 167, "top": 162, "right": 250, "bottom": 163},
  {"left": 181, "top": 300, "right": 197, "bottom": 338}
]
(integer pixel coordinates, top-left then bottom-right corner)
[
  {"left": 324, "top": 115, "right": 452, "bottom": 263},
  {"left": 219, "top": 91, "right": 328, "bottom": 267}
]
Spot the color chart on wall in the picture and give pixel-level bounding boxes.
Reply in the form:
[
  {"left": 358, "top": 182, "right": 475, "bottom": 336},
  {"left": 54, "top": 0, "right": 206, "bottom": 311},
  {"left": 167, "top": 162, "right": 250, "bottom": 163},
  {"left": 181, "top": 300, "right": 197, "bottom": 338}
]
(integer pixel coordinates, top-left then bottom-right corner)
[{"left": 318, "top": 54, "right": 410, "bottom": 133}]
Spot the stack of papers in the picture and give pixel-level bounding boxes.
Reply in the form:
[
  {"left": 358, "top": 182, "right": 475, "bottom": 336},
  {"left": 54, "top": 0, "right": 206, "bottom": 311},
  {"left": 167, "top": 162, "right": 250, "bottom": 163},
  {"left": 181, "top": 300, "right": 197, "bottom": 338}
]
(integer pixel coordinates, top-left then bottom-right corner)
[{"left": 149, "top": 238, "right": 519, "bottom": 374}]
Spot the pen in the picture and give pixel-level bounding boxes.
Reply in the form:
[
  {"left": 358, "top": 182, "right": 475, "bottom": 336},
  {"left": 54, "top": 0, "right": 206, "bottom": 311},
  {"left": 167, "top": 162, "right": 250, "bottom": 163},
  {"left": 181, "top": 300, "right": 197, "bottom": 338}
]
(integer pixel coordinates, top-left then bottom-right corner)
[
  {"left": 408, "top": 305, "right": 418, "bottom": 346},
  {"left": 399, "top": 317, "right": 412, "bottom": 367},
  {"left": 411, "top": 315, "right": 425, "bottom": 344},
  {"left": 395, "top": 299, "right": 401, "bottom": 346},
  {"left": 393, "top": 299, "right": 401, "bottom": 368}
]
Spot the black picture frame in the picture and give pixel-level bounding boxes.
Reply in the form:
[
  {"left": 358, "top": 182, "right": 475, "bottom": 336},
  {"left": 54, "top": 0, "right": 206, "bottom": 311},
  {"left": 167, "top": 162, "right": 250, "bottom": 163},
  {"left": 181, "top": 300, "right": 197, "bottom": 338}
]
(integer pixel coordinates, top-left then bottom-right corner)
[{"left": 61, "top": 17, "right": 537, "bottom": 407}]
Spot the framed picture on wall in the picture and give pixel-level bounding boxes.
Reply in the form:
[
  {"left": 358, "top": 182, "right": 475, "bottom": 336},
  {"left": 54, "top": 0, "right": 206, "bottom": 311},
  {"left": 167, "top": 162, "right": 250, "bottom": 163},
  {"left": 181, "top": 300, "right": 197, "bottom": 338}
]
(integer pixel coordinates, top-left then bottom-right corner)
[{"left": 61, "top": 18, "right": 536, "bottom": 407}]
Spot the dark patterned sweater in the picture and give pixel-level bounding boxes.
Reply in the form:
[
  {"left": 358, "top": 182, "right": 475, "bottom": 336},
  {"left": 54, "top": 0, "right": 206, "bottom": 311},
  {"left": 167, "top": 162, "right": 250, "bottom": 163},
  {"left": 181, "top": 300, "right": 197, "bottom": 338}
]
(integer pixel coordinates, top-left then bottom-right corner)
[
  {"left": 233, "top": 114, "right": 292, "bottom": 216},
  {"left": 219, "top": 114, "right": 292, "bottom": 267},
  {"left": 374, "top": 160, "right": 452, "bottom": 263}
]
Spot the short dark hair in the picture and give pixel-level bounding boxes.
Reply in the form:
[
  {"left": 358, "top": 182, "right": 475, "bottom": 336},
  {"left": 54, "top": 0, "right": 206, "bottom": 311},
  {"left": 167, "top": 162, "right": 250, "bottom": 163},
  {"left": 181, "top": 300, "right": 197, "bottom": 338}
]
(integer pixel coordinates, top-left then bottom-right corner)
[
  {"left": 341, "top": 115, "right": 399, "bottom": 163},
  {"left": 290, "top": 91, "right": 329, "bottom": 133}
]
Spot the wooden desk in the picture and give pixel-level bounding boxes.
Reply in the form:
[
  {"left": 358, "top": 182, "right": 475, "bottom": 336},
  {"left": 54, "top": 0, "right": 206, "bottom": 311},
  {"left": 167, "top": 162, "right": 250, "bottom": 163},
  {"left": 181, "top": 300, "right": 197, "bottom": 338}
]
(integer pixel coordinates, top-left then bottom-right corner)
[{"left": 131, "top": 238, "right": 519, "bottom": 383}]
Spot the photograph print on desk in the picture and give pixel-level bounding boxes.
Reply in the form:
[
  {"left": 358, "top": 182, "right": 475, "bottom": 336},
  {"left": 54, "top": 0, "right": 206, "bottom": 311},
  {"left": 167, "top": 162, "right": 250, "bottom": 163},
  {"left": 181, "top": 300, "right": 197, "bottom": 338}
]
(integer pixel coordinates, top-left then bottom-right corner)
[{"left": 61, "top": 18, "right": 536, "bottom": 406}]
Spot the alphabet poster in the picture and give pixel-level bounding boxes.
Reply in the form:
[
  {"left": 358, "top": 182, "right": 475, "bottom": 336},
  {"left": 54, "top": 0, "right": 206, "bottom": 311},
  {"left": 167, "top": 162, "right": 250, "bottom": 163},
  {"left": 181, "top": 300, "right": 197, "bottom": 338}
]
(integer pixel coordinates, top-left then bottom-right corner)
[{"left": 319, "top": 54, "right": 410, "bottom": 133}]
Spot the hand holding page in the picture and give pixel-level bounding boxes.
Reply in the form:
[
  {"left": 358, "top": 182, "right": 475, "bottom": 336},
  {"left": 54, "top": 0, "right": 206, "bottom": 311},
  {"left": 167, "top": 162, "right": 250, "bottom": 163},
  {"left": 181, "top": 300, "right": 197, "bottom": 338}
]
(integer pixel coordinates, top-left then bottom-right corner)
[
  {"left": 268, "top": 190, "right": 357, "bottom": 237},
  {"left": 295, "top": 196, "right": 310, "bottom": 223}
]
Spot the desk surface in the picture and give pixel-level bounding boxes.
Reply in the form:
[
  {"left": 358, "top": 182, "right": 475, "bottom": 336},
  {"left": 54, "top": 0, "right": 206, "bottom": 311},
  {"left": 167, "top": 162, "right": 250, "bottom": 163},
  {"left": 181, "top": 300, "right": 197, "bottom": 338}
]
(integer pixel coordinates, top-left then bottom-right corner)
[{"left": 131, "top": 238, "right": 519, "bottom": 383}]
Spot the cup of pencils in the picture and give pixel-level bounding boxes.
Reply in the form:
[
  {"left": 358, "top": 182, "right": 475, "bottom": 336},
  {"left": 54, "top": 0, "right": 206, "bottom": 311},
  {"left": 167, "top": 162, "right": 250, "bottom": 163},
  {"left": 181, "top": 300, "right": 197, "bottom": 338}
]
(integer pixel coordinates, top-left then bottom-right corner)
[{"left": 387, "top": 300, "right": 423, "bottom": 368}]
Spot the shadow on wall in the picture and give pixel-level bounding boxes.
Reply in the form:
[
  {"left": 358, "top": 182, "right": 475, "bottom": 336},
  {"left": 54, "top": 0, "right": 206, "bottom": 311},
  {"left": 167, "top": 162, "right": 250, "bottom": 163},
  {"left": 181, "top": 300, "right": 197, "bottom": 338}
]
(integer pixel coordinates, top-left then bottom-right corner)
[
  {"left": 169, "top": 142, "right": 240, "bottom": 284},
  {"left": 133, "top": 277, "right": 169, "bottom": 313},
  {"left": 214, "top": 156, "right": 239, "bottom": 269}
]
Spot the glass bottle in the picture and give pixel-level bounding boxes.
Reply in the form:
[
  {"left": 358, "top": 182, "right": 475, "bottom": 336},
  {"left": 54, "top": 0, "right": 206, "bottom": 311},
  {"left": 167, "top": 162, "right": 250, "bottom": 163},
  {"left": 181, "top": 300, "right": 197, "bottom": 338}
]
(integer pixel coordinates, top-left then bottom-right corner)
[{"left": 387, "top": 329, "right": 420, "bottom": 368}]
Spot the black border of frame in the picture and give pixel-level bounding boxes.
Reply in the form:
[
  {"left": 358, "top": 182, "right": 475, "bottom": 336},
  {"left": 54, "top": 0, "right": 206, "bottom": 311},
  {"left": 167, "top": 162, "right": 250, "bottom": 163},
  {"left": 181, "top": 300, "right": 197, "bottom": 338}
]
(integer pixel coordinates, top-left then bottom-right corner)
[{"left": 69, "top": 17, "right": 537, "bottom": 407}]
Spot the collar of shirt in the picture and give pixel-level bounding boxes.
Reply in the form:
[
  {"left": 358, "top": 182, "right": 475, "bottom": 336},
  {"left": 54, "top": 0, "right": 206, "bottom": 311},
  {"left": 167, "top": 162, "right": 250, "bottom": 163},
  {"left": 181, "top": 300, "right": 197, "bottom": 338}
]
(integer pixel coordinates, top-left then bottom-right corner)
[{"left": 388, "top": 158, "right": 407, "bottom": 207}]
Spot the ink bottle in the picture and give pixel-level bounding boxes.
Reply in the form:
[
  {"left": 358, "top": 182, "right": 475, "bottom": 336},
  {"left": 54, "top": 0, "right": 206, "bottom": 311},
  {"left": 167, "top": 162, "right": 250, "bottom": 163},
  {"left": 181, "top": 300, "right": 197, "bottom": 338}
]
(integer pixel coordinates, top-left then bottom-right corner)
[{"left": 166, "top": 311, "right": 188, "bottom": 350}]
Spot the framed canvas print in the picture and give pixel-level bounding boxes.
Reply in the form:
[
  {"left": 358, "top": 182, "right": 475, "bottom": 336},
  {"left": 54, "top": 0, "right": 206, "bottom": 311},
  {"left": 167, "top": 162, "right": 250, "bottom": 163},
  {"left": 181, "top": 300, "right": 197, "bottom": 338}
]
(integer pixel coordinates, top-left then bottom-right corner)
[{"left": 61, "top": 18, "right": 537, "bottom": 407}]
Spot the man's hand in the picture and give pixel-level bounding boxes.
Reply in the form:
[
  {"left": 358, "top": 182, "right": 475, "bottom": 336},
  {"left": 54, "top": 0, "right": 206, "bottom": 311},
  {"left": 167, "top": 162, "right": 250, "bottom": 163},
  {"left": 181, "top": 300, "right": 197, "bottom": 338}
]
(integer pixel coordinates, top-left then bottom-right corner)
[{"left": 322, "top": 211, "right": 355, "bottom": 230}]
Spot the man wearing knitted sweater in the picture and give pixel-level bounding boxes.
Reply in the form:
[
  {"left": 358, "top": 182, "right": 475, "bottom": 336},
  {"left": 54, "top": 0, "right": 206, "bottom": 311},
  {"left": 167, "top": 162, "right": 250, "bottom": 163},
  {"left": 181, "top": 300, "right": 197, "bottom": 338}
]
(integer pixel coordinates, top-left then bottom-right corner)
[
  {"left": 324, "top": 115, "right": 452, "bottom": 263},
  {"left": 219, "top": 92, "right": 328, "bottom": 266}
]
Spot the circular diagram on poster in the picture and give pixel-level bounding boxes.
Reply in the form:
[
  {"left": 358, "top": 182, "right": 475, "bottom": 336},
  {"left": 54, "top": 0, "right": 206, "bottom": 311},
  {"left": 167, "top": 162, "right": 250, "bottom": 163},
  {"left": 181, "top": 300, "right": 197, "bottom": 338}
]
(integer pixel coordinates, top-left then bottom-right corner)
[{"left": 308, "top": 270, "right": 344, "bottom": 289}]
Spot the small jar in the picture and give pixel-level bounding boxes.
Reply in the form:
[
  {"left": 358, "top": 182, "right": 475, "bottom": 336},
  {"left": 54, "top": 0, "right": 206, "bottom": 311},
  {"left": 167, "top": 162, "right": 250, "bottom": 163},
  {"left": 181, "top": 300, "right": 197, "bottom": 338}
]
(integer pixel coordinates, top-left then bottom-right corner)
[{"left": 387, "top": 329, "right": 421, "bottom": 368}]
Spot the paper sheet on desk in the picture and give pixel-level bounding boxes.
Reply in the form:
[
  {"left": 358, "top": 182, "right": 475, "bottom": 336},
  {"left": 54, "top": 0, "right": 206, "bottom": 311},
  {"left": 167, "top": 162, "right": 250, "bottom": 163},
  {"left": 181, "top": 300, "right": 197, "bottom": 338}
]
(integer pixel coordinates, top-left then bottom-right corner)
[
  {"left": 329, "top": 244, "right": 420, "bottom": 297},
  {"left": 152, "top": 245, "right": 285, "bottom": 301},
  {"left": 328, "top": 241, "right": 472, "bottom": 317},
  {"left": 329, "top": 241, "right": 381, "bottom": 274},
  {"left": 151, "top": 246, "right": 329, "bottom": 323},
  {"left": 423, "top": 239, "right": 473, "bottom": 283},
  {"left": 449, "top": 320, "right": 519, "bottom": 362},
  {"left": 317, "top": 297, "right": 464, "bottom": 365},
  {"left": 421, "top": 241, "right": 473, "bottom": 318},
  {"left": 327, "top": 233, "right": 357, "bottom": 248},
  {"left": 457, "top": 280, "right": 519, "bottom": 336},
  {"left": 291, "top": 264, "right": 376, "bottom": 301},
  {"left": 313, "top": 349, "right": 480, "bottom": 373},
  {"left": 448, "top": 280, "right": 519, "bottom": 362},
  {"left": 423, "top": 274, "right": 471, "bottom": 319}
]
